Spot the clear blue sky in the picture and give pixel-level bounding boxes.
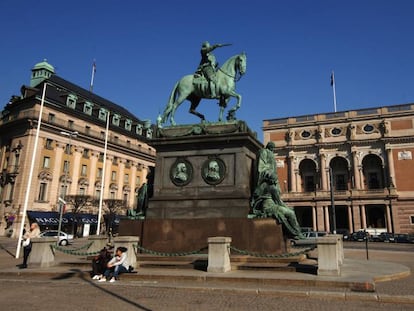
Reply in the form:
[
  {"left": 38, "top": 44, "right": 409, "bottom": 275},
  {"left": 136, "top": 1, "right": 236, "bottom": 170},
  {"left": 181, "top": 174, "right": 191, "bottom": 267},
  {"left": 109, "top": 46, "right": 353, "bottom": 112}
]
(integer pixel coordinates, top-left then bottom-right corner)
[{"left": 1, "top": 1, "right": 414, "bottom": 141}]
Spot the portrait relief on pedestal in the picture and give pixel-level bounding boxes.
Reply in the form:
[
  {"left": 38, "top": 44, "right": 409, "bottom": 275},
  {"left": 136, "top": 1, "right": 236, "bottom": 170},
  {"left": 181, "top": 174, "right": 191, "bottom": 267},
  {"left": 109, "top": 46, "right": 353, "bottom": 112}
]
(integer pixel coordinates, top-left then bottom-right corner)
[
  {"left": 202, "top": 157, "right": 226, "bottom": 185},
  {"left": 170, "top": 158, "right": 193, "bottom": 186}
]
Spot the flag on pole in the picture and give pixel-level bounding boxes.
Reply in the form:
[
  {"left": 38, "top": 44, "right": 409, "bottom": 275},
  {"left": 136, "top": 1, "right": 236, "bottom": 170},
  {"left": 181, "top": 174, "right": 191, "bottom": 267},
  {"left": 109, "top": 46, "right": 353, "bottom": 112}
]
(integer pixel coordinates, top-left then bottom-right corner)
[
  {"left": 90, "top": 60, "right": 96, "bottom": 92},
  {"left": 330, "top": 71, "right": 337, "bottom": 112}
]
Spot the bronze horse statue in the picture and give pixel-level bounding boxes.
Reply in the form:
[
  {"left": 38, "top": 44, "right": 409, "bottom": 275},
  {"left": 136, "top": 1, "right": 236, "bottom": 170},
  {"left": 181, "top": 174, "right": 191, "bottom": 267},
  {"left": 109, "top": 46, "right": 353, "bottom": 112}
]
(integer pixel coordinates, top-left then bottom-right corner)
[{"left": 160, "top": 53, "right": 247, "bottom": 126}]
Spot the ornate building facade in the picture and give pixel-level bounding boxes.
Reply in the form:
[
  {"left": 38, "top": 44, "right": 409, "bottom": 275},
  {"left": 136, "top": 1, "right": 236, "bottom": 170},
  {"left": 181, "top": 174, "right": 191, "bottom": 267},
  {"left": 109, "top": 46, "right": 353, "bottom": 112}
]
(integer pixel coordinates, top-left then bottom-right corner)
[
  {"left": 263, "top": 104, "right": 414, "bottom": 234},
  {"left": 0, "top": 60, "right": 155, "bottom": 236}
]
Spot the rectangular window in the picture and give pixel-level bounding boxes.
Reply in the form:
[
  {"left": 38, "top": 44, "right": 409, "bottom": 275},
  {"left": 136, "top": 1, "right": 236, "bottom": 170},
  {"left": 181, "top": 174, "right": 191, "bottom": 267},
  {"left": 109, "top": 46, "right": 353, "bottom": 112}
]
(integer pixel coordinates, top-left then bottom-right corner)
[
  {"left": 83, "top": 148, "right": 89, "bottom": 158},
  {"left": 124, "top": 174, "right": 129, "bottom": 183},
  {"left": 113, "top": 157, "right": 118, "bottom": 165},
  {"left": 411, "top": 216, "right": 414, "bottom": 224},
  {"left": 48, "top": 113, "right": 55, "bottom": 123},
  {"left": 85, "top": 126, "right": 91, "bottom": 135},
  {"left": 63, "top": 160, "right": 70, "bottom": 173},
  {"left": 45, "top": 138, "right": 53, "bottom": 149},
  {"left": 100, "top": 131, "right": 105, "bottom": 139},
  {"left": 38, "top": 183, "right": 47, "bottom": 201},
  {"left": 81, "top": 165, "right": 87, "bottom": 176},
  {"left": 135, "top": 124, "right": 143, "bottom": 135},
  {"left": 65, "top": 144, "right": 71, "bottom": 154},
  {"left": 136, "top": 176, "right": 140, "bottom": 186},
  {"left": 95, "top": 189, "right": 101, "bottom": 200},
  {"left": 68, "top": 120, "right": 74, "bottom": 129},
  {"left": 79, "top": 187, "right": 86, "bottom": 195},
  {"left": 111, "top": 171, "right": 116, "bottom": 181},
  {"left": 114, "top": 136, "right": 119, "bottom": 143},
  {"left": 60, "top": 184, "right": 67, "bottom": 198},
  {"left": 110, "top": 191, "right": 115, "bottom": 199},
  {"left": 43, "top": 156, "right": 50, "bottom": 168},
  {"left": 97, "top": 168, "right": 103, "bottom": 178},
  {"left": 98, "top": 153, "right": 104, "bottom": 162},
  {"left": 123, "top": 193, "right": 128, "bottom": 203},
  {"left": 335, "top": 174, "right": 347, "bottom": 191}
]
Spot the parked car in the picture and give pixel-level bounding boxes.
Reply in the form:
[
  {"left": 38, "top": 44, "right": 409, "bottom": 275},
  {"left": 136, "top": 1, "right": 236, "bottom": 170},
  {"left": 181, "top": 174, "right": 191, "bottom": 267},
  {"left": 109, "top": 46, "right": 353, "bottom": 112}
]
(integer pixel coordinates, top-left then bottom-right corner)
[
  {"left": 292, "top": 231, "right": 327, "bottom": 245},
  {"left": 39, "top": 230, "right": 74, "bottom": 246},
  {"left": 375, "top": 232, "right": 395, "bottom": 243},
  {"left": 393, "top": 233, "right": 414, "bottom": 243},
  {"left": 336, "top": 229, "right": 350, "bottom": 241},
  {"left": 350, "top": 230, "right": 369, "bottom": 242}
]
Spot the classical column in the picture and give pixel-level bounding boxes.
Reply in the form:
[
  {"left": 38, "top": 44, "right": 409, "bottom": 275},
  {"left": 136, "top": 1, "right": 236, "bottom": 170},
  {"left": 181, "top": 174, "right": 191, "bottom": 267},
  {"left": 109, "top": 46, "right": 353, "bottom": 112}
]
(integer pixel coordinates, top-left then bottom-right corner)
[
  {"left": 87, "top": 151, "right": 99, "bottom": 196},
  {"left": 130, "top": 161, "right": 138, "bottom": 208},
  {"left": 316, "top": 206, "right": 325, "bottom": 231},
  {"left": 385, "top": 144, "right": 396, "bottom": 187},
  {"left": 386, "top": 203, "right": 393, "bottom": 232},
  {"left": 324, "top": 205, "right": 330, "bottom": 232},
  {"left": 69, "top": 147, "right": 83, "bottom": 195},
  {"left": 104, "top": 155, "right": 114, "bottom": 197},
  {"left": 117, "top": 159, "right": 125, "bottom": 199},
  {"left": 312, "top": 205, "right": 317, "bottom": 231},
  {"left": 49, "top": 142, "right": 65, "bottom": 206},
  {"left": 320, "top": 153, "right": 328, "bottom": 190},
  {"left": 352, "top": 204, "right": 361, "bottom": 231},
  {"left": 360, "top": 205, "right": 367, "bottom": 229},
  {"left": 289, "top": 152, "right": 297, "bottom": 192},
  {"left": 347, "top": 205, "right": 354, "bottom": 232},
  {"left": 352, "top": 148, "right": 361, "bottom": 189}
]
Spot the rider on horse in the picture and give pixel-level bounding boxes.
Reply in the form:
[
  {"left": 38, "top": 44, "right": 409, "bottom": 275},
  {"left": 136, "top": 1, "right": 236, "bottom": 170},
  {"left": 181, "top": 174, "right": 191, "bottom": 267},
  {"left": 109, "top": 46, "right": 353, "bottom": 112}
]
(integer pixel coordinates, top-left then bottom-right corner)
[{"left": 195, "top": 41, "right": 231, "bottom": 98}]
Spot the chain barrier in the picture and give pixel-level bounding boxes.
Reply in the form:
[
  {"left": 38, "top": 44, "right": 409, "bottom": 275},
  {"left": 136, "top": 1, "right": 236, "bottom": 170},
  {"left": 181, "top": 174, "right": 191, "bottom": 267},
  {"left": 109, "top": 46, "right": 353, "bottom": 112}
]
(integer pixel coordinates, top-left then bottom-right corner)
[
  {"left": 134, "top": 244, "right": 208, "bottom": 257},
  {"left": 229, "top": 245, "right": 316, "bottom": 258},
  {"left": 51, "top": 241, "right": 100, "bottom": 257}
]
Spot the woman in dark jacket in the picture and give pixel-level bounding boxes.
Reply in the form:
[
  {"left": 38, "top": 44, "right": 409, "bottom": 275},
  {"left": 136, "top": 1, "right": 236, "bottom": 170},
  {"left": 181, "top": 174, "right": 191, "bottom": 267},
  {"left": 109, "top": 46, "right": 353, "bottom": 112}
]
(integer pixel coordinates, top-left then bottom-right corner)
[{"left": 91, "top": 247, "right": 112, "bottom": 280}]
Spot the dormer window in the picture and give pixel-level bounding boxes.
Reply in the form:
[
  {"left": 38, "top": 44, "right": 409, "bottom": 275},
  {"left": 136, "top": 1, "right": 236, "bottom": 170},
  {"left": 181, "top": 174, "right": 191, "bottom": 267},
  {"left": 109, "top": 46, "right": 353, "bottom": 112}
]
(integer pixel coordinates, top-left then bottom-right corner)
[
  {"left": 66, "top": 94, "right": 77, "bottom": 109},
  {"left": 112, "top": 114, "right": 121, "bottom": 126},
  {"left": 136, "top": 124, "right": 143, "bottom": 135},
  {"left": 125, "top": 119, "right": 132, "bottom": 131},
  {"left": 98, "top": 108, "right": 108, "bottom": 121},
  {"left": 83, "top": 101, "right": 93, "bottom": 115}
]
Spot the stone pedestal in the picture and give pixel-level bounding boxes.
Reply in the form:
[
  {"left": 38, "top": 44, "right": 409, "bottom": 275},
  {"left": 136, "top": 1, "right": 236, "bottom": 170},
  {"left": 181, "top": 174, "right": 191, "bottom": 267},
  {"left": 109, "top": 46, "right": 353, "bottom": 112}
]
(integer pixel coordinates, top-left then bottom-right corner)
[
  {"left": 207, "top": 237, "right": 232, "bottom": 273},
  {"left": 87, "top": 236, "right": 109, "bottom": 254},
  {"left": 114, "top": 236, "right": 140, "bottom": 269},
  {"left": 317, "top": 235, "right": 343, "bottom": 276},
  {"left": 29, "top": 237, "right": 56, "bottom": 268},
  {"left": 148, "top": 121, "right": 261, "bottom": 219}
]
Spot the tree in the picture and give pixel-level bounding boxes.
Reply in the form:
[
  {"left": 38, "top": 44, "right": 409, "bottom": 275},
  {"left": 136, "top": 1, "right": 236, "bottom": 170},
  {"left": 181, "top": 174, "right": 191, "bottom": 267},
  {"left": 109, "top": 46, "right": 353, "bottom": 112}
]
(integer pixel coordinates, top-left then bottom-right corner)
[
  {"left": 103, "top": 199, "right": 127, "bottom": 237},
  {"left": 65, "top": 195, "right": 97, "bottom": 236}
]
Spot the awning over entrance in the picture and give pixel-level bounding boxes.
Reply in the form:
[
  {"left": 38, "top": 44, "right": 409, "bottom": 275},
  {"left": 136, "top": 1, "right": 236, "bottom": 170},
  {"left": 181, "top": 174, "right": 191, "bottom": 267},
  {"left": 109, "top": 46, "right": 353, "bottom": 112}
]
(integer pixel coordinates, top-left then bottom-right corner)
[{"left": 27, "top": 211, "right": 98, "bottom": 226}]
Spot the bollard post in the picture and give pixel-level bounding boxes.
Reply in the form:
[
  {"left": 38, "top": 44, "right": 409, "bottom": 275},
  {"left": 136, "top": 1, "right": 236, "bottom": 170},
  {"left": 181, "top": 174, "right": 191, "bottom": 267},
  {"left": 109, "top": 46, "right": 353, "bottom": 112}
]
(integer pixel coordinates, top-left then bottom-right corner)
[
  {"left": 207, "top": 236, "right": 232, "bottom": 273},
  {"left": 87, "top": 236, "right": 109, "bottom": 254},
  {"left": 317, "top": 235, "right": 342, "bottom": 276},
  {"left": 28, "top": 237, "right": 56, "bottom": 268}
]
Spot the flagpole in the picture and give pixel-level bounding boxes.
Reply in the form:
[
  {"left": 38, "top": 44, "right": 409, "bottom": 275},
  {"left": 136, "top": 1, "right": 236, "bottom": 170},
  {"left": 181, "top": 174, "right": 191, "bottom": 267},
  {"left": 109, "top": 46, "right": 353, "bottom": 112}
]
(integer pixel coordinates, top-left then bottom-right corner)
[
  {"left": 89, "top": 60, "right": 96, "bottom": 92},
  {"left": 97, "top": 110, "right": 110, "bottom": 235},
  {"left": 16, "top": 83, "right": 47, "bottom": 258},
  {"left": 331, "top": 71, "right": 337, "bottom": 112}
]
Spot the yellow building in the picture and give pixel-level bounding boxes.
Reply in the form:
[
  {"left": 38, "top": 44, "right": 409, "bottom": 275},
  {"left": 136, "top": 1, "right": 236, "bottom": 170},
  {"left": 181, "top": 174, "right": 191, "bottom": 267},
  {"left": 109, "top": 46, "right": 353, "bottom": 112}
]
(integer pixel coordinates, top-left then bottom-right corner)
[
  {"left": 263, "top": 105, "right": 414, "bottom": 235},
  {"left": 0, "top": 60, "right": 155, "bottom": 236}
]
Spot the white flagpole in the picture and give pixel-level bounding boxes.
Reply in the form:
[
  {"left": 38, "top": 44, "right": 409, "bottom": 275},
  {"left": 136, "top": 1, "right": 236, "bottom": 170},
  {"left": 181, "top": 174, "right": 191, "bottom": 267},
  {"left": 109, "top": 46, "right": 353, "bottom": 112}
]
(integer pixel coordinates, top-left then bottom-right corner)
[
  {"left": 97, "top": 110, "right": 110, "bottom": 235},
  {"left": 89, "top": 60, "right": 96, "bottom": 92},
  {"left": 331, "top": 71, "right": 337, "bottom": 112},
  {"left": 16, "top": 83, "right": 47, "bottom": 258}
]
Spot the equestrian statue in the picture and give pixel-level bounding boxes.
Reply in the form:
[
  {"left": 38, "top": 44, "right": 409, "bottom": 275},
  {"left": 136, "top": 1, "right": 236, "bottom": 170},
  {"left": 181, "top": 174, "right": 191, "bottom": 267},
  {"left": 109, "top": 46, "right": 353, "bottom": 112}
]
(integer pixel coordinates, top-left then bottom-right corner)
[{"left": 159, "top": 41, "right": 247, "bottom": 127}]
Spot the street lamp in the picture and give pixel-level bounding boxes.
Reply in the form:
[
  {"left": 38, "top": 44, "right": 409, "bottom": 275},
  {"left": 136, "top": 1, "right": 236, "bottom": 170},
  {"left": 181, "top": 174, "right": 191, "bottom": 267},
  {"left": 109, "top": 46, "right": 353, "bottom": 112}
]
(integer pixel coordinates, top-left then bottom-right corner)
[{"left": 57, "top": 131, "right": 78, "bottom": 242}]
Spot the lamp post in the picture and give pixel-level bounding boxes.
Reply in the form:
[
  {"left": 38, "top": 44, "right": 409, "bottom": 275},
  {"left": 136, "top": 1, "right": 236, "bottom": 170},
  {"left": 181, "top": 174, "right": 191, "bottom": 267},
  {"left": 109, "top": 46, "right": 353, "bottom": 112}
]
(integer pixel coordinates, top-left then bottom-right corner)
[{"left": 58, "top": 131, "right": 78, "bottom": 242}]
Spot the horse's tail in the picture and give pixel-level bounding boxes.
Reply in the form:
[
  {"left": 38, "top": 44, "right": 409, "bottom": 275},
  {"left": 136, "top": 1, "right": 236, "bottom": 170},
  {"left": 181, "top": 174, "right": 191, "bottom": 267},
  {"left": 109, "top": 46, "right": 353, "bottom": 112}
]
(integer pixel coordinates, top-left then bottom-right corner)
[{"left": 161, "top": 81, "right": 179, "bottom": 123}]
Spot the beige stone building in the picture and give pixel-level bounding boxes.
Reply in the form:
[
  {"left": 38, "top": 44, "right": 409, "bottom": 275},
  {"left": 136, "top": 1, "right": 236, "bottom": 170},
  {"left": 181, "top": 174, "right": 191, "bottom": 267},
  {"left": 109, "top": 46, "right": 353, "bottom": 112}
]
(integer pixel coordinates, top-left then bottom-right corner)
[
  {"left": 0, "top": 60, "right": 155, "bottom": 235},
  {"left": 263, "top": 104, "right": 414, "bottom": 235}
]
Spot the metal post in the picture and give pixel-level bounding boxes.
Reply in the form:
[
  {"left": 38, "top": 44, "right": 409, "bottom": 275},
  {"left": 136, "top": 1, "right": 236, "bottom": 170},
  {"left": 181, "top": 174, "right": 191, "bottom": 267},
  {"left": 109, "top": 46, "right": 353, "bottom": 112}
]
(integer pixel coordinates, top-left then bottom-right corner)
[
  {"left": 58, "top": 131, "right": 78, "bottom": 242},
  {"left": 329, "top": 167, "right": 337, "bottom": 234}
]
